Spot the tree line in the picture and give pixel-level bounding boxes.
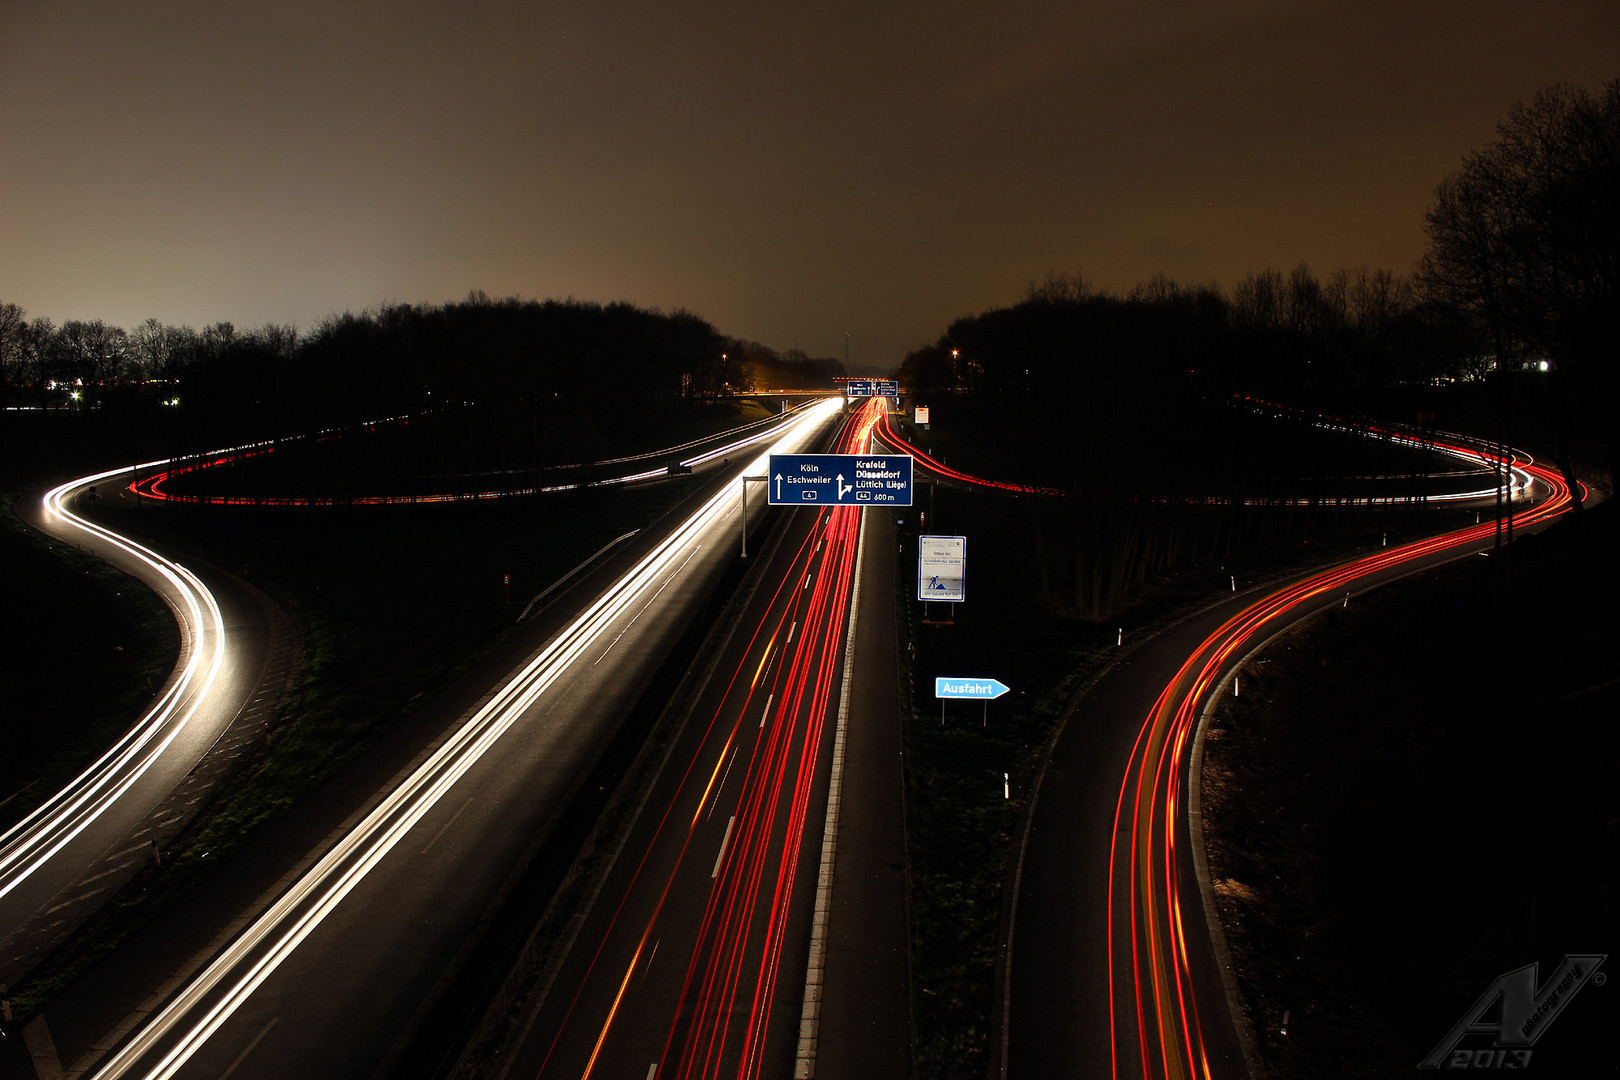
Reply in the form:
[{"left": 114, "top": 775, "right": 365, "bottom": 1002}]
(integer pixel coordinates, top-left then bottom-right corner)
[
  {"left": 0, "top": 293, "right": 743, "bottom": 412},
  {"left": 903, "top": 77, "right": 1617, "bottom": 428},
  {"left": 0, "top": 294, "right": 759, "bottom": 450},
  {"left": 899, "top": 261, "right": 1468, "bottom": 404},
  {"left": 1418, "top": 77, "right": 1619, "bottom": 495},
  {"left": 898, "top": 75, "right": 1616, "bottom": 617},
  {"left": 0, "top": 292, "right": 853, "bottom": 431},
  {"left": 900, "top": 77, "right": 1614, "bottom": 499}
]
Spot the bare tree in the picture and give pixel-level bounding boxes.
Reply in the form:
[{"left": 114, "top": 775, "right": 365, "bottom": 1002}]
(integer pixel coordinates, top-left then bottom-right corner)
[
  {"left": 1284, "top": 263, "right": 1324, "bottom": 339},
  {"left": 57, "top": 320, "right": 130, "bottom": 397},
  {"left": 1024, "top": 270, "right": 1093, "bottom": 304},
  {"left": 199, "top": 321, "right": 238, "bottom": 362},
  {"left": 0, "top": 302, "right": 25, "bottom": 407},
  {"left": 1230, "top": 268, "right": 1285, "bottom": 332},
  {"left": 1418, "top": 78, "right": 1620, "bottom": 487},
  {"left": 129, "top": 318, "right": 173, "bottom": 383}
]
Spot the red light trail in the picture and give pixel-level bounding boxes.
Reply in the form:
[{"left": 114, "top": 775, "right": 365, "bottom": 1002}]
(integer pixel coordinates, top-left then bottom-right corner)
[
  {"left": 875, "top": 404, "right": 1532, "bottom": 508},
  {"left": 529, "top": 400, "right": 884, "bottom": 1080},
  {"left": 1102, "top": 447, "right": 1575, "bottom": 1078},
  {"left": 126, "top": 407, "right": 817, "bottom": 506}
]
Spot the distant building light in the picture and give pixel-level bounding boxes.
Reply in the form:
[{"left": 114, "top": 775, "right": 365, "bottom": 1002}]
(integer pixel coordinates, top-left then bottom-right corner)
[{"left": 1538, "top": 360, "right": 1550, "bottom": 372}]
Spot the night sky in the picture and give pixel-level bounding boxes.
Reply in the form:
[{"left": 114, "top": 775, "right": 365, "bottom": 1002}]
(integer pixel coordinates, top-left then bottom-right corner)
[{"left": 3, "top": 1, "right": 1616, "bottom": 372}]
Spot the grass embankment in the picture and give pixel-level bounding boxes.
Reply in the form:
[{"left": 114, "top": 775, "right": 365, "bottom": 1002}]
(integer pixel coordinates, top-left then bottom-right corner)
[
  {"left": 890, "top": 395, "right": 1472, "bottom": 1078},
  {"left": 894, "top": 493, "right": 1110, "bottom": 1077},
  {"left": 1201, "top": 501, "right": 1619, "bottom": 1077},
  {"left": 2, "top": 400, "right": 770, "bottom": 1016}
]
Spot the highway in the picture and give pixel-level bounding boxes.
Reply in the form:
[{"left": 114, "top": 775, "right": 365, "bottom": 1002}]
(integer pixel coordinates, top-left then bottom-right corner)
[
  {"left": 500, "top": 399, "right": 889, "bottom": 1080},
  {"left": 57, "top": 398, "right": 846, "bottom": 1080}
]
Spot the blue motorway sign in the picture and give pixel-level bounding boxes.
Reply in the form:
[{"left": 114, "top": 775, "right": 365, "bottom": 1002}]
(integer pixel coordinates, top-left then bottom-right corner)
[
  {"left": 935, "top": 677, "right": 1011, "bottom": 700},
  {"left": 767, "top": 453, "right": 913, "bottom": 506},
  {"left": 874, "top": 379, "right": 899, "bottom": 396},
  {"left": 845, "top": 380, "right": 874, "bottom": 397}
]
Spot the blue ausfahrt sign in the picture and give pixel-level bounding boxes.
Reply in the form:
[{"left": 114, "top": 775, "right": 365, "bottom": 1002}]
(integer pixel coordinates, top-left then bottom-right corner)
[{"left": 934, "top": 677, "right": 1010, "bottom": 700}]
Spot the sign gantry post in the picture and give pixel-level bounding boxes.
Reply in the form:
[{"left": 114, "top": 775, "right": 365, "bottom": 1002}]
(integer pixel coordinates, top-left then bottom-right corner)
[{"left": 740, "top": 475, "right": 768, "bottom": 557}]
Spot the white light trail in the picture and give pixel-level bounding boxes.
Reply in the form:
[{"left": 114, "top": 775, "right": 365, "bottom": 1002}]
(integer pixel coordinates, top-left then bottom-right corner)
[
  {"left": 6, "top": 402, "right": 835, "bottom": 908},
  {"left": 0, "top": 470, "right": 227, "bottom": 903},
  {"left": 88, "top": 397, "right": 843, "bottom": 1080}
]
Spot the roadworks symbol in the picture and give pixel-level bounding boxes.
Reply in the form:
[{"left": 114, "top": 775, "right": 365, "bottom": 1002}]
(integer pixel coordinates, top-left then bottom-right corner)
[{"left": 1419, "top": 953, "right": 1606, "bottom": 1069}]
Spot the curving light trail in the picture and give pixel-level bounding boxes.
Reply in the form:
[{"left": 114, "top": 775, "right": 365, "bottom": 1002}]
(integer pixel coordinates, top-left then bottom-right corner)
[
  {"left": 86, "top": 398, "right": 846, "bottom": 1080},
  {"left": 876, "top": 406, "right": 1532, "bottom": 508},
  {"left": 1104, "top": 446, "right": 1578, "bottom": 1080},
  {"left": 128, "top": 405, "right": 818, "bottom": 506},
  {"left": 1, "top": 469, "right": 228, "bottom": 906}
]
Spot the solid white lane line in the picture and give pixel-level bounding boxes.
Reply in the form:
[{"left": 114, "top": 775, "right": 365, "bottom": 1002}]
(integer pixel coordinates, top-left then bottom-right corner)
[
  {"left": 712, "top": 816, "right": 736, "bottom": 879},
  {"left": 419, "top": 797, "right": 475, "bottom": 855},
  {"left": 710, "top": 748, "right": 739, "bottom": 821},
  {"left": 795, "top": 510, "right": 866, "bottom": 1079},
  {"left": 217, "top": 1016, "right": 278, "bottom": 1079},
  {"left": 594, "top": 547, "right": 702, "bottom": 666}
]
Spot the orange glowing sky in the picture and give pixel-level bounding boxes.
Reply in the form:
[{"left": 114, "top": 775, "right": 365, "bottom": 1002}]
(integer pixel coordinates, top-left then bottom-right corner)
[{"left": 3, "top": 1, "right": 1616, "bottom": 371}]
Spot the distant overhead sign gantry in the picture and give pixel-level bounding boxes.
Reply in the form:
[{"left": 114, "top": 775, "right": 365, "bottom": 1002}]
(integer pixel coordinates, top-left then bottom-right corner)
[{"left": 842, "top": 379, "right": 898, "bottom": 398}]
